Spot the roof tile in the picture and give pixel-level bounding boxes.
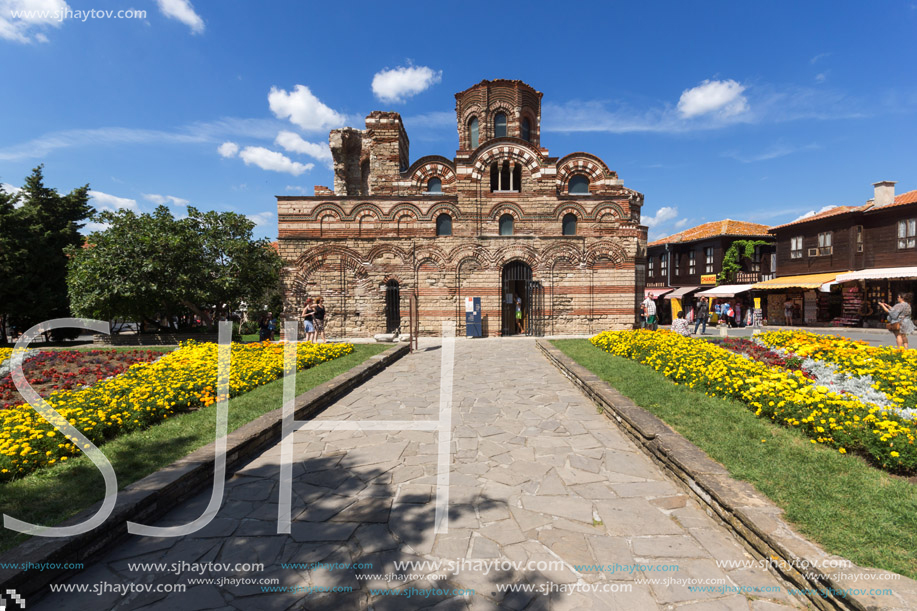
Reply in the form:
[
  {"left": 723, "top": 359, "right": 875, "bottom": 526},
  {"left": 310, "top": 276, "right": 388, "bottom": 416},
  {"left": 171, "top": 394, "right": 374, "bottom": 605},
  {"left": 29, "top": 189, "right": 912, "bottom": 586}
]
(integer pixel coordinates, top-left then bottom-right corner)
[{"left": 648, "top": 219, "right": 771, "bottom": 246}]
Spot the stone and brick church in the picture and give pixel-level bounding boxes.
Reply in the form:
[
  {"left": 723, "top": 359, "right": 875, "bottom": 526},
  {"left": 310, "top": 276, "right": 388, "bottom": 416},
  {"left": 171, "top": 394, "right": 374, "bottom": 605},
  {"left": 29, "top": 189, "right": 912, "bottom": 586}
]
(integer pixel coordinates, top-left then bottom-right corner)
[{"left": 277, "top": 79, "right": 647, "bottom": 337}]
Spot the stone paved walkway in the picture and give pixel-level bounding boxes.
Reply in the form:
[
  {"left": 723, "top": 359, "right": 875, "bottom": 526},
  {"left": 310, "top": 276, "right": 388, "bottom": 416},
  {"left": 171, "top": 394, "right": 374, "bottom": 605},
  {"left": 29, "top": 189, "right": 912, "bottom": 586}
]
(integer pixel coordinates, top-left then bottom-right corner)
[{"left": 36, "top": 338, "right": 807, "bottom": 611}]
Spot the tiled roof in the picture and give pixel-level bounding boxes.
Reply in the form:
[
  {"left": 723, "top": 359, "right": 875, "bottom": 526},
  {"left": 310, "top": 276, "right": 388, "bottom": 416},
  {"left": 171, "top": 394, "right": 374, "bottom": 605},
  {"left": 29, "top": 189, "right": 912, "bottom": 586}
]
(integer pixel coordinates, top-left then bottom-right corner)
[
  {"left": 877, "top": 189, "right": 917, "bottom": 209},
  {"left": 648, "top": 219, "right": 771, "bottom": 247},
  {"left": 768, "top": 205, "right": 867, "bottom": 231}
]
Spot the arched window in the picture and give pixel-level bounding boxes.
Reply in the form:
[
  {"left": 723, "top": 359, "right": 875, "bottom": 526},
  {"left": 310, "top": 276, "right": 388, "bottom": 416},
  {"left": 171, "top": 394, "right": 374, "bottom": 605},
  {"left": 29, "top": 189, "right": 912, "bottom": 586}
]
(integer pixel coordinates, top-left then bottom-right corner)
[
  {"left": 436, "top": 213, "right": 452, "bottom": 236},
  {"left": 499, "top": 213, "right": 514, "bottom": 236},
  {"left": 562, "top": 213, "right": 577, "bottom": 236},
  {"left": 468, "top": 117, "right": 479, "bottom": 148},
  {"left": 521, "top": 118, "right": 531, "bottom": 142},
  {"left": 489, "top": 161, "right": 522, "bottom": 193},
  {"left": 426, "top": 177, "right": 442, "bottom": 193},
  {"left": 494, "top": 113, "right": 507, "bottom": 138},
  {"left": 568, "top": 175, "right": 590, "bottom": 194}
]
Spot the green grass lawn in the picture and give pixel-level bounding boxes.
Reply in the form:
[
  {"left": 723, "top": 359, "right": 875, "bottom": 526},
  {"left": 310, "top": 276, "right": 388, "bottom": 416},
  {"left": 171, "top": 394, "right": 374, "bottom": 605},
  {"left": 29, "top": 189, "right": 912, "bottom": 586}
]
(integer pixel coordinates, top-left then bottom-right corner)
[
  {"left": 553, "top": 339, "right": 917, "bottom": 581},
  {"left": 0, "top": 343, "right": 389, "bottom": 553}
]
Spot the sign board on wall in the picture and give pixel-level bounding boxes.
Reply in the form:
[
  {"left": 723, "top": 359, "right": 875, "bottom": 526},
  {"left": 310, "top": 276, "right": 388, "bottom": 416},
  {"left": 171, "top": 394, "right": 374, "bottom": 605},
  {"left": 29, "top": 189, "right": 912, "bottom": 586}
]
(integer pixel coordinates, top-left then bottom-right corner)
[{"left": 701, "top": 274, "right": 717, "bottom": 285}]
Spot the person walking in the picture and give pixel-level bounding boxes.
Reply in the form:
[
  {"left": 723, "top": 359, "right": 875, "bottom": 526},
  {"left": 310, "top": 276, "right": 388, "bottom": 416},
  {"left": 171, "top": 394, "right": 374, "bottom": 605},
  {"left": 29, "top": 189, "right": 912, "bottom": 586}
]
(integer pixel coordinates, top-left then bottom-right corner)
[
  {"left": 301, "top": 298, "right": 315, "bottom": 342},
  {"left": 266, "top": 311, "right": 277, "bottom": 341},
  {"left": 671, "top": 310, "right": 691, "bottom": 337},
  {"left": 258, "top": 314, "right": 268, "bottom": 342},
  {"left": 880, "top": 293, "right": 914, "bottom": 350},
  {"left": 642, "top": 295, "right": 658, "bottom": 331},
  {"left": 313, "top": 297, "right": 327, "bottom": 343},
  {"left": 515, "top": 296, "right": 525, "bottom": 334},
  {"left": 784, "top": 297, "right": 795, "bottom": 327},
  {"left": 693, "top": 298, "right": 709, "bottom": 335}
]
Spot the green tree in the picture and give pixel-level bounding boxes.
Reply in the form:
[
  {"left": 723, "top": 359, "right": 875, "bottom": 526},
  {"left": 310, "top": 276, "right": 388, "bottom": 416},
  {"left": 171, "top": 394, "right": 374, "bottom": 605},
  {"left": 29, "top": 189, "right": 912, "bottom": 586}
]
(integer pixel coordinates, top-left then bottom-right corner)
[
  {"left": 0, "top": 166, "right": 92, "bottom": 341},
  {"left": 66, "top": 205, "right": 281, "bottom": 329}
]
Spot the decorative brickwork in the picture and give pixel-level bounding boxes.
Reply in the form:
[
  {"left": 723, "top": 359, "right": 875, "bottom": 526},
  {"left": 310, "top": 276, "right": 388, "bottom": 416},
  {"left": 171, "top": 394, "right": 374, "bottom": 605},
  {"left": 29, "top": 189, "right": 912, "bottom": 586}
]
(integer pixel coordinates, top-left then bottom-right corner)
[{"left": 277, "top": 79, "right": 648, "bottom": 337}]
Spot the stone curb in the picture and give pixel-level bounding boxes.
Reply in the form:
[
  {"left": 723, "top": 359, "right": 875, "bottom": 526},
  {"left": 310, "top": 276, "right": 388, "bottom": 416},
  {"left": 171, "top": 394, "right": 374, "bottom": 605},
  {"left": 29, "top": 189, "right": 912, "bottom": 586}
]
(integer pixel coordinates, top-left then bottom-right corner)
[
  {"left": 0, "top": 342, "right": 410, "bottom": 600},
  {"left": 536, "top": 339, "right": 917, "bottom": 611}
]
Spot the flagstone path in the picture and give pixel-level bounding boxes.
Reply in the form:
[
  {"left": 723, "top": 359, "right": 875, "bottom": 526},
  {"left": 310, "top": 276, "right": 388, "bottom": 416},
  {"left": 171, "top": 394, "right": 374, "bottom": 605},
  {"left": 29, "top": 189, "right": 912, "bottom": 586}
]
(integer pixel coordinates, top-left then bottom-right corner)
[{"left": 36, "top": 338, "right": 806, "bottom": 610}]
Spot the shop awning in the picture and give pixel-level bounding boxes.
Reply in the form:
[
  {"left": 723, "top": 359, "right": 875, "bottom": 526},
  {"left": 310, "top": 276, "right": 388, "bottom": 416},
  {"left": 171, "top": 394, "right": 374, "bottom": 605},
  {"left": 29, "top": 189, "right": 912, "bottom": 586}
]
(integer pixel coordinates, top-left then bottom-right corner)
[
  {"left": 645, "top": 287, "right": 674, "bottom": 298},
  {"left": 835, "top": 267, "right": 917, "bottom": 282},
  {"left": 695, "top": 284, "right": 755, "bottom": 298},
  {"left": 664, "top": 286, "right": 700, "bottom": 300},
  {"left": 752, "top": 272, "right": 846, "bottom": 290}
]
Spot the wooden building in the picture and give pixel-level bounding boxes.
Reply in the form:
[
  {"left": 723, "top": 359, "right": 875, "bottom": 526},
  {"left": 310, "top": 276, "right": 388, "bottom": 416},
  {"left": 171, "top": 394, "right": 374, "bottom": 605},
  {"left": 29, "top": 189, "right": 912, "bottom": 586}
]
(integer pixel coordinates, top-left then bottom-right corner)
[
  {"left": 756, "top": 181, "right": 917, "bottom": 326},
  {"left": 645, "top": 220, "right": 775, "bottom": 322}
]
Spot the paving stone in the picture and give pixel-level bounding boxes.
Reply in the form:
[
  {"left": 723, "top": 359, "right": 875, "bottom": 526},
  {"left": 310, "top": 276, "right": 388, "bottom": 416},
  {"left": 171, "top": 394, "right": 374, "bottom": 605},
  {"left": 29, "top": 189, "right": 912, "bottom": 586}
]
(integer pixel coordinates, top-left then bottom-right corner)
[
  {"left": 34, "top": 339, "right": 805, "bottom": 611},
  {"left": 521, "top": 495, "right": 593, "bottom": 523},
  {"left": 599, "top": 498, "right": 684, "bottom": 536},
  {"left": 632, "top": 535, "right": 712, "bottom": 558}
]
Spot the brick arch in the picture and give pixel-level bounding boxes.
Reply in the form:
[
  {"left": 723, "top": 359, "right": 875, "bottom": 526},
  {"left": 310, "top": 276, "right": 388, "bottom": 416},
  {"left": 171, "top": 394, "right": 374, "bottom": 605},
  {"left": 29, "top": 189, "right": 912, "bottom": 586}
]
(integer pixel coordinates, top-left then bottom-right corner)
[
  {"left": 381, "top": 274, "right": 406, "bottom": 286},
  {"left": 413, "top": 246, "right": 449, "bottom": 270},
  {"left": 553, "top": 202, "right": 589, "bottom": 220},
  {"left": 425, "top": 201, "right": 462, "bottom": 221},
  {"left": 486, "top": 101, "right": 516, "bottom": 138},
  {"left": 470, "top": 142, "right": 542, "bottom": 181},
  {"left": 488, "top": 202, "right": 526, "bottom": 220},
  {"left": 386, "top": 202, "right": 423, "bottom": 221},
  {"left": 447, "top": 244, "right": 493, "bottom": 268},
  {"left": 585, "top": 241, "right": 628, "bottom": 267},
  {"left": 494, "top": 245, "right": 539, "bottom": 271},
  {"left": 350, "top": 203, "right": 384, "bottom": 221},
  {"left": 540, "top": 242, "right": 584, "bottom": 267},
  {"left": 590, "top": 202, "right": 626, "bottom": 222},
  {"left": 556, "top": 153, "right": 614, "bottom": 183},
  {"left": 367, "top": 243, "right": 410, "bottom": 264},
  {"left": 409, "top": 161, "right": 457, "bottom": 191},
  {"left": 305, "top": 202, "right": 345, "bottom": 221}
]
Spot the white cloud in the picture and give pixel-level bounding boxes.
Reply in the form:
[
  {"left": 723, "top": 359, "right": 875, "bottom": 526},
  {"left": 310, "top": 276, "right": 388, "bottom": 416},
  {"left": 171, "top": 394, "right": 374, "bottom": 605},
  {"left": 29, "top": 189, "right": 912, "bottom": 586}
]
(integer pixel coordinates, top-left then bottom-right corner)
[
  {"left": 238, "top": 146, "right": 313, "bottom": 176},
  {"left": 246, "top": 211, "right": 274, "bottom": 228},
  {"left": 810, "top": 52, "right": 830, "bottom": 65},
  {"left": 642, "top": 206, "right": 679, "bottom": 228},
  {"left": 372, "top": 65, "right": 442, "bottom": 103},
  {"left": 268, "top": 85, "right": 345, "bottom": 132},
  {"left": 155, "top": 0, "right": 204, "bottom": 33},
  {"left": 0, "top": 118, "right": 281, "bottom": 162},
  {"left": 90, "top": 190, "right": 138, "bottom": 212},
  {"left": 793, "top": 205, "right": 837, "bottom": 222},
  {"left": 217, "top": 141, "right": 239, "bottom": 158},
  {"left": 815, "top": 72, "right": 828, "bottom": 83},
  {"left": 0, "top": 0, "right": 69, "bottom": 43},
  {"left": 1, "top": 182, "right": 20, "bottom": 194},
  {"left": 143, "top": 193, "right": 189, "bottom": 206},
  {"left": 677, "top": 79, "right": 748, "bottom": 118},
  {"left": 674, "top": 218, "right": 689, "bottom": 229},
  {"left": 725, "top": 141, "right": 820, "bottom": 163},
  {"left": 82, "top": 220, "right": 110, "bottom": 233},
  {"left": 274, "top": 131, "right": 332, "bottom": 163}
]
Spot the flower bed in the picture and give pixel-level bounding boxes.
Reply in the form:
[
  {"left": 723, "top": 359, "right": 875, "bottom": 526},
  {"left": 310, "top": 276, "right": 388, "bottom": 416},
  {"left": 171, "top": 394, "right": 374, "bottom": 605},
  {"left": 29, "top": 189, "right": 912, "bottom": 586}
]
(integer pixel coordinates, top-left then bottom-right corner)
[
  {"left": 1, "top": 349, "right": 162, "bottom": 409},
  {"left": 716, "top": 338, "right": 809, "bottom": 375},
  {"left": 0, "top": 340, "right": 353, "bottom": 481},
  {"left": 756, "top": 330, "right": 917, "bottom": 412},
  {"left": 590, "top": 330, "right": 915, "bottom": 473}
]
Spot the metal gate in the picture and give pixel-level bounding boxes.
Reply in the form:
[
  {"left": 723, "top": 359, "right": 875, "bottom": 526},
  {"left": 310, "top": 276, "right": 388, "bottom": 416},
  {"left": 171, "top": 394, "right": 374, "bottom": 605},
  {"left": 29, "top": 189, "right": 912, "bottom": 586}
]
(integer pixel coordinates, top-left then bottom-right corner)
[
  {"left": 501, "top": 261, "right": 544, "bottom": 336},
  {"left": 384, "top": 280, "right": 401, "bottom": 333}
]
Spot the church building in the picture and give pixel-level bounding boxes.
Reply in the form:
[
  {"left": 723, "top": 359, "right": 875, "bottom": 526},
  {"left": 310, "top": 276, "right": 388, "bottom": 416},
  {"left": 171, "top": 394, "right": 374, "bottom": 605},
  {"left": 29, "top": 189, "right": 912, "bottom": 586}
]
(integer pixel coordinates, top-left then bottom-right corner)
[{"left": 276, "top": 79, "right": 647, "bottom": 337}]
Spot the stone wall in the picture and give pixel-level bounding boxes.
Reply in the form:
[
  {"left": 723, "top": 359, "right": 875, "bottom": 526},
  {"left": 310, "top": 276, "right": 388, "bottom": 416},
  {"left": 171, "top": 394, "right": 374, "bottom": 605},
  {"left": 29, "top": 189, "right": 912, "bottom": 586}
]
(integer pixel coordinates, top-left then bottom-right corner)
[{"left": 277, "top": 79, "right": 647, "bottom": 337}]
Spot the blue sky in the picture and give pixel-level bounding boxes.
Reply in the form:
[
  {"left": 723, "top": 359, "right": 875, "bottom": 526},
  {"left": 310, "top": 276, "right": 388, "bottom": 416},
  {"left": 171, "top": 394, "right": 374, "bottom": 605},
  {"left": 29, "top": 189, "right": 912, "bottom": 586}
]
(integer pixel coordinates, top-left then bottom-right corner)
[{"left": 1, "top": 0, "right": 916, "bottom": 240}]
